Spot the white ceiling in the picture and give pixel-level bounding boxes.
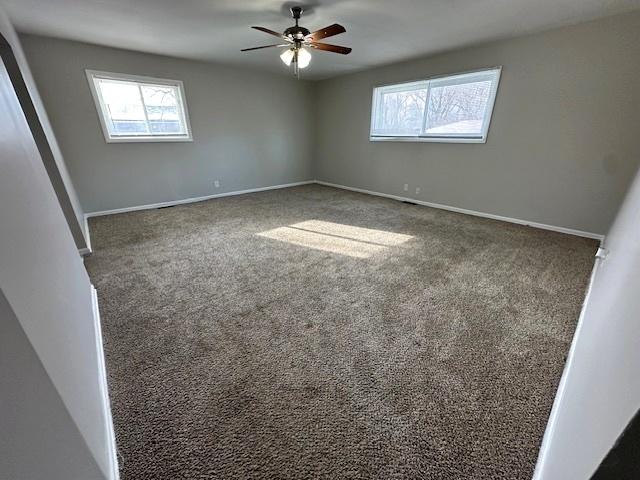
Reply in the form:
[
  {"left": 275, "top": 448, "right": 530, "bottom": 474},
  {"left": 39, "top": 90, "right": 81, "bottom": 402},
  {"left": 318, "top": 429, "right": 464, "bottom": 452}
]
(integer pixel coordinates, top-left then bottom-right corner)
[{"left": 2, "top": 0, "right": 639, "bottom": 80}]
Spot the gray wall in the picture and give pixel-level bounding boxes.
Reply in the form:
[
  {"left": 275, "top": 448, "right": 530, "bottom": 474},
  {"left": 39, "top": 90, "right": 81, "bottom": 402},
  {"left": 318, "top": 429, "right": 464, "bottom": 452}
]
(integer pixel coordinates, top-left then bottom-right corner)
[
  {"left": 0, "top": 51, "right": 113, "bottom": 478},
  {"left": 0, "top": 290, "right": 104, "bottom": 480},
  {"left": 21, "top": 13, "right": 640, "bottom": 233},
  {"left": 0, "top": 11, "right": 88, "bottom": 249},
  {"left": 314, "top": 12, "right": 640, "bottom": 235},
  {"left": 533, "top": 152, "right": 640, "bottom": 479},
  {"left": 20, "top": 35, "right": 315, "bottom": 214}
]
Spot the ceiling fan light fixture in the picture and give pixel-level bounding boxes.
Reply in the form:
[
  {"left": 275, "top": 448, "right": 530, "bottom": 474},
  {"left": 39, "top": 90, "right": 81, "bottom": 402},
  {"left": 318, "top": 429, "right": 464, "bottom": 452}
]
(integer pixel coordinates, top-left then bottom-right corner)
[
  {"left": 244, "top": 7, "right": 350, "bottom": 76},
  {"left": 297, "top": 47, "right": 312, "bottom": 68},
  {"left": 280, "top": 48, "right": 295, "bottom": 66}
]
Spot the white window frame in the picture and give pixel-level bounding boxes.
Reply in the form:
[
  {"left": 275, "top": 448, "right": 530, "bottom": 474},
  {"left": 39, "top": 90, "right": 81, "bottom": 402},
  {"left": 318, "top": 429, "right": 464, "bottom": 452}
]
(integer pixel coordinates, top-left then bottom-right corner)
[
  {"left": 370, "top": 67, "right": 502, "bottom": 144},
  {"left": 86, "top": 70, "right": 193, "bottom": 143}
]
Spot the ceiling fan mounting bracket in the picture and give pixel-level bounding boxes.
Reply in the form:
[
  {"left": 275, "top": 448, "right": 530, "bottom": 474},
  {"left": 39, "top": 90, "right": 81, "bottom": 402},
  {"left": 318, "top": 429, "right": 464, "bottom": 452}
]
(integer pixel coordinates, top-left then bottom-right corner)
[
  {"left": 284, "top": 6, "right": 309, "bottom": 40},
  {"left": 290, "top": 6, "right": 303, "bottom": 22}
]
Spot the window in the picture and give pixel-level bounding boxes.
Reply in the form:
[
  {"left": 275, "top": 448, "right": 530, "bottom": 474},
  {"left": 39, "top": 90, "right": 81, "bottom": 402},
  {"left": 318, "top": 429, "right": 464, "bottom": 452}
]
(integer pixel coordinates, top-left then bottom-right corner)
[
  {"left": 370, "top": 67, "right": 501, "bottom": 143},
  {"left": 86, "top": 70, "right": 192, "bottom": 143}
]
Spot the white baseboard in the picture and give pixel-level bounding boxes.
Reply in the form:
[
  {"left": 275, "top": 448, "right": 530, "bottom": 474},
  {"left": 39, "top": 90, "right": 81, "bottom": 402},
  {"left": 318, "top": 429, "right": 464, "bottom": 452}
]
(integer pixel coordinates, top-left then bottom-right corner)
[
  {"left": 531, "top": 256, "right": 602, "bottom": 479},
  {"left": 85, "top": 181, "right": 315, "bottom": 218},
  {"left": 78, "top": 214, "right": 93, "bottom": 257},
  {"left": 315, "top": 180, "right": 604, "bottom": 241},
  {"left": 81, "top": 179, "right": 604, "bottom": 243},
  {"left": 90, "top": 285, "right": 119, "bottom": 480},
  {"left": 83, "top": 214, "right": 92, "bottom": 253}
]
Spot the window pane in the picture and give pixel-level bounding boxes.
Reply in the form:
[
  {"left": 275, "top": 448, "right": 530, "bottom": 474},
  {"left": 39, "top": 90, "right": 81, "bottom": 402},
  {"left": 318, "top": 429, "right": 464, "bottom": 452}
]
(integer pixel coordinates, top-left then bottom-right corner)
[
  {"left": 373, "top": 85, "right": 427, "bottom": 136},
  {"left": 140, "top": 85, "right": 185, "bottom": 135},
  {"left": 89, "top": 71, "right": 192, "bottom": 142},
  {"left": 369, "top": 68, "right": 500, "bottom": 142},
  {"left": 424, "top": 77, "right": 493, "bottom": 136},
  {"left": 97, "top": 79, "right": 149, "bottom": 136}
]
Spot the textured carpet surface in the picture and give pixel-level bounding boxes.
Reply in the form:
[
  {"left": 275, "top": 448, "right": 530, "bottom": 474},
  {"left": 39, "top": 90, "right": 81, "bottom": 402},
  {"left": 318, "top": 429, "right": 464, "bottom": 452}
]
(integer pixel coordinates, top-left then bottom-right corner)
[{"left": 86, "top": 185, "right": 597, "bottom": 480}]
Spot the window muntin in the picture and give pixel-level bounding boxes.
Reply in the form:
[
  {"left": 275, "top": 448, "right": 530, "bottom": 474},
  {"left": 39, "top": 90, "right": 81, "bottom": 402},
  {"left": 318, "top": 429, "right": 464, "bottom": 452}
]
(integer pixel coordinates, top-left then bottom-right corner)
[
  {"left": 86, "top": 70, "right": 192, "bottom": 143},
  {"left": 370, "top": 68, "right": 501, "bottom": 143}
]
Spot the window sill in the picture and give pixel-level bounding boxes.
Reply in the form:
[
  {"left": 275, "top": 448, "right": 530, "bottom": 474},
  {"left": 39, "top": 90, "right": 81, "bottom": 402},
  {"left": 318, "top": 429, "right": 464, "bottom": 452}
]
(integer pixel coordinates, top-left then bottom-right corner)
[
  {"left": 105, "top": 135, "right": 193, "bottom": 144},
  {"left": 369, "top": 136, "right": 486, "bottom": 144}
]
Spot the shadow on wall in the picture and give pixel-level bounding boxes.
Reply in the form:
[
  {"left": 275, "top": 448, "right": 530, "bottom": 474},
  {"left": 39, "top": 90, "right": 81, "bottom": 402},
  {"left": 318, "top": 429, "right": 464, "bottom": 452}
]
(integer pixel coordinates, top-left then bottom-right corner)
[{"left": 591, "top": 409, "right": 640, "bottom": 480}]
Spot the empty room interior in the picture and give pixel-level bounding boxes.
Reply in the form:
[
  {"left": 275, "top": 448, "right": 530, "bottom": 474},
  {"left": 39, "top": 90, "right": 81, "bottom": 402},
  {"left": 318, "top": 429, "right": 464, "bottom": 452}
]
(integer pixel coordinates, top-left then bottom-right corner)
[{"left": 2, "top": 1, "right": 640, "bottom": 479}]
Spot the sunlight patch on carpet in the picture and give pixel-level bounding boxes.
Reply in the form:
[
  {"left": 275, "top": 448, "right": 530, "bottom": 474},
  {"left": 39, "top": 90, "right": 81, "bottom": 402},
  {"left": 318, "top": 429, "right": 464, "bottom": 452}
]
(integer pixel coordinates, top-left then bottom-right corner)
[{"left": 257, "top": 220, "right": 414, "bottom": 258}]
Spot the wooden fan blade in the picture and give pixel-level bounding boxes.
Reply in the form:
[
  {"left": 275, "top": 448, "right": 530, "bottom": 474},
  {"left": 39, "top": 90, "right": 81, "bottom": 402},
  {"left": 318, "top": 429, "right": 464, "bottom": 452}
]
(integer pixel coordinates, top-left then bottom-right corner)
[
  {"left": 305, "top": 23, "right": 346, "bottom": 41},
  {"left": 241, "top": 44, "right": 289, "bottom": 52},
  {"left": 308, "top": 42, "right": 352, "bottom": 55},
  {"left": 251, "top": 26, "right": 287, "bottom": 40}
]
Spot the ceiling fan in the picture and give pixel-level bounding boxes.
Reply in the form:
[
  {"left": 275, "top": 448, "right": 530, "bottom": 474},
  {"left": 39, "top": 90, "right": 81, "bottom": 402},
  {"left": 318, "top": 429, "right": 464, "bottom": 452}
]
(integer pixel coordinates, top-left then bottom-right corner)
[{"left": 241, "top": 6, "right": 352, "bottom": 78}]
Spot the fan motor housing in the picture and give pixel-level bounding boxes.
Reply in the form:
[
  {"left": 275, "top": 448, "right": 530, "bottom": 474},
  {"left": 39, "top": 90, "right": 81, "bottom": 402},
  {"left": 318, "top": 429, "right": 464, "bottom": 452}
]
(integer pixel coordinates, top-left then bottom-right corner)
[{"left": 284, "top": 26, "right": 310, "bottom": 40}]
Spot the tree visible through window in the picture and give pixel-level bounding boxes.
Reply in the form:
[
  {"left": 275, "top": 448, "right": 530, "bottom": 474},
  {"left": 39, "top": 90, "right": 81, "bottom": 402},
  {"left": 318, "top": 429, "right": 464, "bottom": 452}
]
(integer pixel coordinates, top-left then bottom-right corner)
[
  {"left": 370, "top": 68, "right": 501, "bottom": 143},
  {"left": 379, "top": 87, "right": 426, "bottom": 135},
  {"left": 86, "top": 70, "right": 192, "bottom": 142}
]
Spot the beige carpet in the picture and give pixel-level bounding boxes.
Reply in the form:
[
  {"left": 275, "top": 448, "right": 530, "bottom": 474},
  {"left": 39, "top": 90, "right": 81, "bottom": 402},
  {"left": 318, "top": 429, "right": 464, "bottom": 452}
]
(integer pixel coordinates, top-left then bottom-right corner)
[{"left": 86, "top": 184, "right": 597, "bottom": 480}]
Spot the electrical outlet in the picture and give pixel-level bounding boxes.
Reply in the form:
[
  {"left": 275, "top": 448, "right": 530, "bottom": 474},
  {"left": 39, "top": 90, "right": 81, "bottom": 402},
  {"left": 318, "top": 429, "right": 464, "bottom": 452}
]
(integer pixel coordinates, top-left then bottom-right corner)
[
  {"left": 214, "top": 180, "right": 220, "bottom": 188},
  {"left": 415, "top": 187, "right": 421, "bottom": 195},
  {"left": 403, "top": 183, "right": 409, "bottom": 192}
]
